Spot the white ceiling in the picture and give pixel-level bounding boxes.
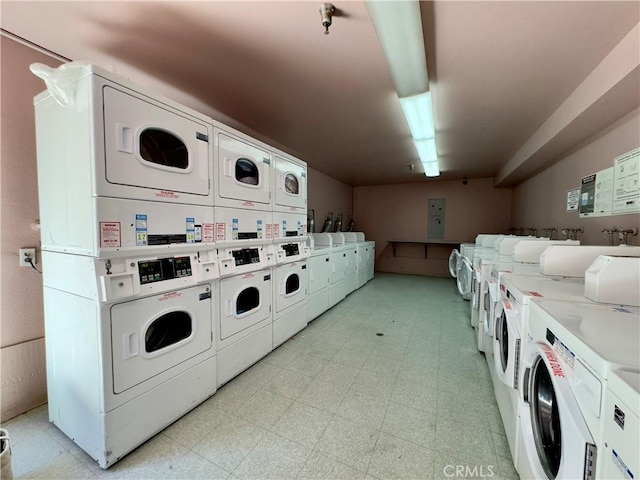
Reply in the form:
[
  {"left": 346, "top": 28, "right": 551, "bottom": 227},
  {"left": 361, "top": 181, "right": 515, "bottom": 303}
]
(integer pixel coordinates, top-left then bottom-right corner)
[{"left": 2, "top": 1, "right": 639, "bottom": 187}]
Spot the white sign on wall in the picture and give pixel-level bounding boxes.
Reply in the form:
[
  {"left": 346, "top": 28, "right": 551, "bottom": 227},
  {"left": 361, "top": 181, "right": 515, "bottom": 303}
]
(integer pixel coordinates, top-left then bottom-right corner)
[
  {"left": 566, "top": 188, "right": 580, "bottom": 211},
  {"left": 579, "top": 167, "right": 614, "bottom": 218},
  {"left": 612, "top": 147, "right": 640, "bottom": 215}
]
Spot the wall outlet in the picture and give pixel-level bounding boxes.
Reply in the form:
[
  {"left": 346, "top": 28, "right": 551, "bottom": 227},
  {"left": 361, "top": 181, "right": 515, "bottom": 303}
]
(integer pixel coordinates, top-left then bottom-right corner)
[{"left": 19, "top": 248, "right": 37, "bottom": 267}]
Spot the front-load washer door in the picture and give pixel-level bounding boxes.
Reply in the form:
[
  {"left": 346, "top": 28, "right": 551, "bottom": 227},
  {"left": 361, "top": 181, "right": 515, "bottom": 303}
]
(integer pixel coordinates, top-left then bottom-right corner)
[
  {"left": 217, "top": 132, "right": 271, "bottom": 207},
  {"left": 449, "top": 249, "right": 460, "bottom": 278},
  {"left": 520, "top": 342, "right": 596, "bottom": 480},
  {"left": 103, "top": 87, "right": 211, "bottom": 201},
  {"left": 274, "top": 155, "right": 307, "bottom": 212},
  {"left": 456, "top": 257, "right": 472, "bottom": 297},
  {"left": 219, "top": 269, "right": 272, "bottom": 340},
  {"left": 110, "top": 284, "right": 213, "bottom": 394},
  {"left": 275, "top": 263, "right": 308, "bottom": 313},
  {"left": 494, "top": 298, "right": 520, "bottom": 390}
]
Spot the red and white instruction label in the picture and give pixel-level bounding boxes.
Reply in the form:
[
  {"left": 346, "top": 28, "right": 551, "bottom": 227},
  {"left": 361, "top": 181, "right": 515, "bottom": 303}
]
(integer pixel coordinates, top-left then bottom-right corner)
[
  {"left": 100, "top": 222, "right": 121, "bottom": 248},
  {"left": 159, "top": 291, "right": 182, "bottom": 301},
  {"left": 202, "top": 223, "right": 214, "bottom": 243},
  {"left": 541, "top": 344, "right": 564, "bottom": 377},
  {"left": 266, "top": 224, "right": 273, "bottom": 239},
  {"left": 216, "top": 223, "right": 226, "bottom": 241}
]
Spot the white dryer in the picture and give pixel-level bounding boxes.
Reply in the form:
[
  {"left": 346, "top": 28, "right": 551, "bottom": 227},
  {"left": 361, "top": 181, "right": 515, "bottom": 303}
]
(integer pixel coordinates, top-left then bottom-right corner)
[
  {"left": 213, "top": 126, "right": 272, "bottom": 210},
  {"left": 42, "top": 248, "right": 219, "bottom": 468},
  {"left": 34, "top": 64, "right": 215, "bottom": 256},
  {"left": 217, "top": 267, "right": 273, "bottom": 386},
  {"left": 600, "top": 368, "right": 639, "bottom": 480},
  {"left": 272, "top": 152, "right": 307, "bottom": 214},
  {"left": 518, "top": 299, "right": 640, "bottom": 480}
]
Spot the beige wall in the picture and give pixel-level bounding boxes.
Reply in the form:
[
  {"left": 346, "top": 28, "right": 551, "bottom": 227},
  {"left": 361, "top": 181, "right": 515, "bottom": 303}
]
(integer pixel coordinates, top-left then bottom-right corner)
[
  {"left": 1, "top": 36, "right": 61, "bottom": 420},
  {"left": 353, "top": 178, "right": 512, "bottom": 276},
  {"left": 307, "top": 167, "right": 353, "bottom": 233},
  {"left": 511, "top": 109, "right": 640, "bottom": 246}
]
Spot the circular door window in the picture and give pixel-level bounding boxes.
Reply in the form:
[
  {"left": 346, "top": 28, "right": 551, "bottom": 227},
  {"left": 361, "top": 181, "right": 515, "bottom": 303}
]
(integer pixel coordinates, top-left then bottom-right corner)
[
  {"left": 236, "top": 158, "right": 259, "bottom": 185},
  {"left": 145, "top": 310, "right": 192, "bottom": 353},
  {"left": 530, "top": 356, "right": 562, "bottom": 479},
  {"left": 284, "top": 173, "right": 299, "bottom": 194},
  {"left": 498, "top": 311, "right": 509, "bottom": 372},
  {"left": 139, "top": 128, "right": 188, "bottom": 169},
  {"left": 237, "top": 286, "right": 260, "bottom": 315}
]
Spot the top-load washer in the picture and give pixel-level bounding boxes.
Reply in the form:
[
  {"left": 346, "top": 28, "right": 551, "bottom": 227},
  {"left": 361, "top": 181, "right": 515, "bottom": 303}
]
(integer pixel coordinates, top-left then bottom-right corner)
[
  {"left": 344, "top": 232, "right": 369, "bottom": 289},
  {"left": 307, "top": 234, "right": 333, "bottom": 322},
  {"left": 34, "top": 63, "right": 215, "bottom": 257},
  {"left": 272, "top": 151, "right": 307, "bottom": 214},
  {"left": 213, "top": 126, "right": 272, "bottom": 210},
  {"left": 600, "top": 368, "right": 639, "bottom": 480},
  {"left": 518, "top": 299, "right": 640, "bottom": 480}
]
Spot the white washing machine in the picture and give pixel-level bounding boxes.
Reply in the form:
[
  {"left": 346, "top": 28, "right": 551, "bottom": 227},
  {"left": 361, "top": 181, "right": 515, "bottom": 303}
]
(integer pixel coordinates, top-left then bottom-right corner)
[
  {"left": 217, "top": 268, "right": 273, "bottom": 386},
  {"left": 456, "top": 256, "right": 474, "bottom": 301},
  {"left": 272, "top": 231, "right": 309, "bottom": 348},
  {"left": 272, "top": 151, "right": 307, "bottom": 214},
  {"left": 365, "top": 240, "right": 376, "bottom": 282},
  {"left": 518, "top": 299, "right": 640, "bottom": 480},
  {"left": 272, "top": 259, "right": 308, "bottom": 348},
  {"left": 585, "top": 255, "right": 640, "bottom": 306},
  {"left": 600, "top": 368, "right": 639, "bottom": 480},
  {"left": 492, "top": 274, "right": 595, "bottom": 471},
  {"left": 539, "top": 245, "right": 640, "bottom": 277},
  {"left": 312, "top": 233, "right": 348, "bottom": 307},
  {"left": 448, "top": 248, "right": 460, "bottom": 278},
  {"left": 216, "top": 245, "right": 274, "bottom": 386},
  {"left": 470, "top": 234, "right": 507, "bottom": 329},
  {"left": 307, "top": 239, "right": 332, "bottom": 322},
  {"left": 42, "top": 248, "right": 219, "bottom": 468},
  {"left": 213, "top": 126, "right": 272, "bottom": 210}
]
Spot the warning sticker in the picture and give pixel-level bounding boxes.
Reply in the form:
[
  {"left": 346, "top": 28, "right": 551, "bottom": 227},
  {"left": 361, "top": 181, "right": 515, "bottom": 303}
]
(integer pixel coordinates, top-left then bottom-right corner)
[
  {"left": 525, "top": 291, "right": 543, "bottom": 297},
  {"left": 272, "top": 223, "right": 280, "bottom": 239},
  {"left": 541, "top": 344, "right": 565, "bottom": 377},
  {"left": 266, "top": 223, "right": 273, "bottom": 239},
  {"left": 257, "top": 220, "right": 263, "bottom": 239},
  {"left": 202, "top": 223, "right": 214, "bottom": 243},
  {"left": 216, "top": 223, "right": 226, "bottom": 241},
  {"left": 100, "top": 222, "right": 121, "bottom": 248},
  {"left": 186, "top": 217, "right": 195, "bottom": 244}
]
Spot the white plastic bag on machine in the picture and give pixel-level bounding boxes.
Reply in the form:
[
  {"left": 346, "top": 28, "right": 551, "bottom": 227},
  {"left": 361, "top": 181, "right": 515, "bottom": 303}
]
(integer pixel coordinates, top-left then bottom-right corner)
[
  {"left": 0, "top": 428, "right": 13, "bottom": 480},
  {"left": 29, "top": 62, "right": 92, "bottom": 107}
]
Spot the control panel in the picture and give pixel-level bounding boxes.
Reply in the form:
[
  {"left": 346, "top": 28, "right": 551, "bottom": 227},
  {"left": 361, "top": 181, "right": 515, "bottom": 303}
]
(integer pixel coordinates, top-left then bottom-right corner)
[
  {"left": 232, "top": 248, "right": 261, "bottom": 266},
  {"left": 282, "top": 244, "right": 300, "bottom": 257},
  {"left": 138, "top": 256, "right": 192, "bottom": 285}
]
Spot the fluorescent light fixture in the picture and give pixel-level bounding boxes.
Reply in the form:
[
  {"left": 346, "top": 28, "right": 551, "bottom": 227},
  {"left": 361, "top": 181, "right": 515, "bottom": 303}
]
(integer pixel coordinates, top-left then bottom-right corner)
[
  {"left": 365, "top": 0, "right": 428, "bottom": 97},
  {"left": 400, "top": 92, "right": 435, "bottom": 140},
  {"left": 366, "top": 0, "right": 440, "bottom": 177},
  {"left": 415, "top": 138, "right": 440, "bottom": 176}
]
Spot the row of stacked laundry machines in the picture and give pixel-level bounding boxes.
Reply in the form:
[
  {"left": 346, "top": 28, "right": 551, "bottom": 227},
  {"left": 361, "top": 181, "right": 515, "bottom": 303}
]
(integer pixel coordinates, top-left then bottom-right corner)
[
  {"left": 449, "top": 235, "right": 640, "bottom": 479},
  {"left": 31, "top": 63, "right": 374, "bottom": 468}
]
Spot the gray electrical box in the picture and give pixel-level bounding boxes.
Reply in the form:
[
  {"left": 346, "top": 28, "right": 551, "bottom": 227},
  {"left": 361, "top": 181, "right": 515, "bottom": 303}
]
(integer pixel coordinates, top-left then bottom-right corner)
[{"left": 428, "top": 198, "right": 445, "bottom": 239}]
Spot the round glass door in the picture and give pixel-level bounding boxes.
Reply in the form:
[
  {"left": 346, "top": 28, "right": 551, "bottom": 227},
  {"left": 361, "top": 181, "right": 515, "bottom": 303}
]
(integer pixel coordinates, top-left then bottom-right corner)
[
  {"left": 145, "top": 310, "right": 192, "bottom": 353},
  {"left": 236, "top": 158, "right": 259, "bottom": 185},
  {"left": 530, "top": 356, "right": 562, "bottom": 479}
]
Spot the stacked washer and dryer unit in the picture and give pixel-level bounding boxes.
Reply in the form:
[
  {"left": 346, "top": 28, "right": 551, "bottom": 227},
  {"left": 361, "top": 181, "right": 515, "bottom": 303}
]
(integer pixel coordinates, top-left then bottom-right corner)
[
  {"left": 33, "top": 64, "right": 314, "bottom": 468},
  {"left": 34, "top": 65, "right": 220, "bottom": 468}
]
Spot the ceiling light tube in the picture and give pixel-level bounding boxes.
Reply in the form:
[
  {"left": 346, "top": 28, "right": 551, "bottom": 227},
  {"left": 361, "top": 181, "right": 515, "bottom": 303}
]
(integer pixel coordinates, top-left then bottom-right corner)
[
  {"left": 422, "top": 161, "right": 440, "bottom": 177},
  {"left": 415, "top": 138, "right": 437, "bottom": 163},
  {"left": 400, "top": 92, "right": 435, "bottom": 140}
]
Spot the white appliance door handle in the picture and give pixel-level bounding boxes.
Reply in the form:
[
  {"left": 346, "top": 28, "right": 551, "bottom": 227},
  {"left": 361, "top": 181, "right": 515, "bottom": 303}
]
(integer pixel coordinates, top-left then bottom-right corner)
[
  {"left": 224, "top": 158, "right": 233, "bottom": 177},
  {"left": 225, "top": 299, "right": 233, "bottom": 316},
  {"left": 280, "top": 281, "right": 284, "bottom": 295},
  {"left": 116, "top": 123, "right": 133, "bottom": 153},
  {"left": 123, "top": 332, "right": 139, "bottom": 359}
]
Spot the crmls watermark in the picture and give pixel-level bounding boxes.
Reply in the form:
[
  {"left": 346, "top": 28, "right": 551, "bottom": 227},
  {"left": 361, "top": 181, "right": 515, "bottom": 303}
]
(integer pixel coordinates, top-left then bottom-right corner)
[{"left": 443, "top": 464, "right": 496, "bottom": 478}]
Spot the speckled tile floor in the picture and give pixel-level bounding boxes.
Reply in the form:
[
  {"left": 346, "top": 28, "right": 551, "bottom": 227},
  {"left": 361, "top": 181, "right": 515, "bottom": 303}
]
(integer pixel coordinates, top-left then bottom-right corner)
[{"left": 3, "top": 273, "right": 518, "bottom": 479}]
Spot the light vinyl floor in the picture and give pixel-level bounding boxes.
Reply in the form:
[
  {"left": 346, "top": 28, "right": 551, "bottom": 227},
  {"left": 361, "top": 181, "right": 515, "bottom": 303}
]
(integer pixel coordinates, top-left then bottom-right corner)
[{"left": 3, "top": 273, "right": 518, "bottom": 480}]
